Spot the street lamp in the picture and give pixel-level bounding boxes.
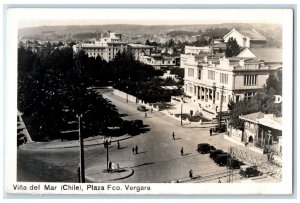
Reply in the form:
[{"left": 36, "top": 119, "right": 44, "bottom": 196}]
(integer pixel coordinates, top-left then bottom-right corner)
[
  {"left": 126, "top": 86, "right": 129, "bottom": 103},
  {"left": 76, "top": 114, "right": 85, "bottom": 183},
  {"left": 103, "top": 137, "right": 111, "bottom": 171},
  {"left": 181, "top": 97, "right": 184, "bottom": 126}
]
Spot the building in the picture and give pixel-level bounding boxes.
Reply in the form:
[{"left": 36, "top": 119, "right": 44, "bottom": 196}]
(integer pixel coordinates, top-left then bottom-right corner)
[
  {"left": 223, "top": 28, "right": 266, "bottom": 48},
  {"left": 182, "top": 48, "right": 277, "bottom": 114},
  {"left": 76, "top": 31, "right": 127, "bottom": 61},
  {"left": 239, "top": 112, "right": 282, "bottom": 156},
  {"left": 185, "top": 46, "right": 211, "bottom": 54},
  {"left": 139, "top": 54, "right": 178, "bottom": 69},
  {"left": 127, "top": 44, "right": 156, "bottom": 60}
]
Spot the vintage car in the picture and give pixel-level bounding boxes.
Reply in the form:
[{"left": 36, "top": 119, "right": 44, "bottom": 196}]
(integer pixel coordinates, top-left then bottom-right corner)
[
  {"left": 239, "top": 165, "right": 263, "bottom": 178},
  {"left": 197, "top": 143, "right": 211, "bottom": 154}
]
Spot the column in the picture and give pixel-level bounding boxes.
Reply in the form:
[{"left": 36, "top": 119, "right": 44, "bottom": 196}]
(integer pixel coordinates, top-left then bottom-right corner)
[{"left": 199, "top": 86, "right": 202, "bottom": 100}]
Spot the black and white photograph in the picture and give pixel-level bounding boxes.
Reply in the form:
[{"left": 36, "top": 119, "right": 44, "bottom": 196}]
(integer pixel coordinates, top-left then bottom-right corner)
[{"left": 3, "top": 6, "right": 294, "bottom": 196}]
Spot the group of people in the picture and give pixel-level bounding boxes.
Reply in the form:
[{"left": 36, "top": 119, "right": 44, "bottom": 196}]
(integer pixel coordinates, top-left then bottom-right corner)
[
  {"left": 132, "top": 145, "right": 139, "bottom": 154},
  {"left": 108, "top": 161, "right": 120, "bottom": 172}
]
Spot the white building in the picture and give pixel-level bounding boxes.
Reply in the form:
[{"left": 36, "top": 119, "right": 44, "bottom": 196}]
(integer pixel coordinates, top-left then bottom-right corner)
[
  {"left": 76, "top": 31, "right": 127, "bottom": 61},
  {"left": 223, "top": 28, "right": 266, "bottom": 48},
  {"left": 139, "top": 54, "right": 178, "bottom": 69},
  {"left": 127, "top": 44, "right": 156, "bottom": 60},
  {"left": 182, "top": 49, "right": 278, "bottom": 115}
]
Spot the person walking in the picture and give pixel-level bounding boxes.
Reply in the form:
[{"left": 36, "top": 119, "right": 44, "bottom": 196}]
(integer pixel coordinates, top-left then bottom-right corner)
[
  {"left": 209, "top": 128, "right": 213, "bottom": 136},
  {"left": 117, "top": 141, "right": 120, "bottom": 149},
  {"left": 132, "top": 147, "right": 135, "bottom": 154},
  {"left": 180, "top": 147, "right": 184, "bottom": 156},
  {"left": 189, "top": 169, "right": 193, "bottom": 179},
  {"left": 218, "top": 178, "right": 221, "bottom": 183},
  {"left": 172, "top": 132, "right": 175, "bottom": 140},
  {"left": 108, "top": 161, "right": 112, "bottom": 172},
  {"left": 117, "top": 164, "right": 120, "bottom": 172},
  {"left": 144, "top": 112, "right": 147, "bottom": 118},
  {"left": 135, "top": 145, "right": 139, "bottom": 154}
]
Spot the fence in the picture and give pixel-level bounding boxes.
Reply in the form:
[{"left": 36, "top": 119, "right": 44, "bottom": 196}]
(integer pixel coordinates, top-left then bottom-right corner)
[{"left": 229, "top": 146, "right": 282, "bottom": 179}]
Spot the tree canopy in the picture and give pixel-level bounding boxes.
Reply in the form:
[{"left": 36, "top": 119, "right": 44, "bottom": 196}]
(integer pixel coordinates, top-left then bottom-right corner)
[{"left": 225, "top": 37, "right": 241, "bottom": 57}]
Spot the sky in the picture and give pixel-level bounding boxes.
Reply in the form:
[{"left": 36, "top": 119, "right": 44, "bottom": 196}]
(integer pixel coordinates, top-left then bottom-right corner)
[{"left": 14, "top": 8, "right": 289, "bottom": 29}]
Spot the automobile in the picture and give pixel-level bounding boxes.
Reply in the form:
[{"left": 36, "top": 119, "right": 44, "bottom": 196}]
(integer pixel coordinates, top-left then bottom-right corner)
[
  {"left": 214, "top": 153, "right": 231, "bottom": 166},
  {"left": 239, "top": 165, "right": 263, "bottom": 178},
  {"left": 197, "top": 143, "right": 211, "bottom": 154},
  {"left": 209, "top": 149, "right": 224, "bottom": 159},
  {"left": 137, "top": 105, "right": 147, "bottom": 112},
  {"left": 227, "top": 157, "right": 244, "bottom": 169}
]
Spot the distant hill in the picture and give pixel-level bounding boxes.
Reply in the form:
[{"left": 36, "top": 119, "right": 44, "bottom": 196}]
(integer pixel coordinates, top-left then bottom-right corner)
[{"left": 18, "top": 23, "right": 282, "bottom": 47}]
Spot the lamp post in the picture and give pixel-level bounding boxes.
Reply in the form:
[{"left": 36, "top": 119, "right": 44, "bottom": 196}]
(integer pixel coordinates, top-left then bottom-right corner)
[
  {"left": 103, "top": 137, "right": 111, "bottom": 171},
  {"left": 181, "top": 97, "right": 184, "bottom": 126},
  {"left": 77, "top": 114, "right": 85, "bottom": 183},
  {"left": 126, "top": 86, "right": 128, "bottom": 103}
]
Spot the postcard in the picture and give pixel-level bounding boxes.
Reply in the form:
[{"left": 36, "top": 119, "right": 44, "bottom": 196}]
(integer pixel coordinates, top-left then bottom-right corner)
[{"left": 4, "top": 7, "right": 294, "bottom": 195}]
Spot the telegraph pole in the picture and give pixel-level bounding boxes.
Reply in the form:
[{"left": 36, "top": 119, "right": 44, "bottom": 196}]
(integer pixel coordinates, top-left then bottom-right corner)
[{"left": 78, "top": 114, "right": 85, "bottom": 183}]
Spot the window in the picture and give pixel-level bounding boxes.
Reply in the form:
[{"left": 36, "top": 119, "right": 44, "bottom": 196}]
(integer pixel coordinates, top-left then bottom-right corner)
[
  {"left": 220, "top": 73, "right": 228, "bottom": 84},
  {"left": 208, "top": 70, "right": 215, "bottom": 80},
  {"left": 198, "top": 69, "right": 202, "bottom": 80},
  {"left": 188, "top": 68, "right": 194, "bottom": 77},
  {"left": 244, "top": 92, "right": 254, "bottom": 101},
  {"left": 244, "top": 75, "right": 257, "bottom": 86}
]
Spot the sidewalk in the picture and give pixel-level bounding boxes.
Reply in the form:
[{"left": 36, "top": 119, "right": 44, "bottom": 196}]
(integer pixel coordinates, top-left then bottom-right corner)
[
  {"left": 85, "top": 165, "right": 134, "bottom": 183},
  {"left": 19, "top": 134, "right": 132, "bottom": 150}
]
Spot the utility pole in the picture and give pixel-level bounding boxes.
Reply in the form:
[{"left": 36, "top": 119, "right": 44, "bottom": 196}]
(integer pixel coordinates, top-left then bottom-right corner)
[
  {"left": 181, "top": 97, "right": 183, "bottom": 126},
  {"left": 227, "top": 147, "right": 234, "bottom": 183},
  {"left": 218, "top": 86, "right": 224, "bottom": 133},
  {"left": 78, "top": 114, "right": 85, "bottom": 183}
]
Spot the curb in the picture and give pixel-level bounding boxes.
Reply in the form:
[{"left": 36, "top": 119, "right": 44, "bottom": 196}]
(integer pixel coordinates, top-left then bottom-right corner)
[
  {"left": 85, "top": 169, "right": 134, "bottom": 183},
  {"left": 19, "top": 135, "right": 132, "bottom": 150}
]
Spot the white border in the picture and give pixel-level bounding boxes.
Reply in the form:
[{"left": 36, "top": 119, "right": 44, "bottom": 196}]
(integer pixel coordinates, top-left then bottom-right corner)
[{"left": 3, "top": 7, "right": 295, "bottom": 197}]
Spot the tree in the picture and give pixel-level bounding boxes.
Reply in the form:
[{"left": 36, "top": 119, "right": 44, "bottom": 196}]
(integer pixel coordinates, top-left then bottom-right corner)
[{"left": 225, "top": 37, "right": 240, "bottom": 57}]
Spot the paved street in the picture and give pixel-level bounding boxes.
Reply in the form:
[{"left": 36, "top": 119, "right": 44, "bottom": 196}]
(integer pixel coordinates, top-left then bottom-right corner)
[{"left": 17, "top": 89, "right": 279, "bottom": 183}]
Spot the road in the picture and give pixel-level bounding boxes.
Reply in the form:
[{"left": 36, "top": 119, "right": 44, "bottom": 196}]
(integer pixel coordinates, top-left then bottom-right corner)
[{"left": 17, "top": 89, "right": 264, "bottom": 183}]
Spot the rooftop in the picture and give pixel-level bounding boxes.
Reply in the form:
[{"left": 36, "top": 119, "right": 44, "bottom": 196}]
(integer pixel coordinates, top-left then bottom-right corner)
[
  {"left": 250, "top": 48, "right": 282, "bottom": 63},
  {"left": 238, "top": 29, "right": 266, "bottom": 41}
]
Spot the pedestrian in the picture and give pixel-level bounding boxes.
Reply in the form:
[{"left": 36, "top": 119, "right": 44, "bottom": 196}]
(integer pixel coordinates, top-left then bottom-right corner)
[
  {"left": 112, "top": 162, "right": 115, "bottom": 171},
  {"left": 180, "top": 147, "right": 184, "bottom": 156},
  {"left": 145, "top": 112, "right": 147, "bottom": 118},
  {"left": 117, "top": 141, "right": 120, "bottom": 149},
  {"left": 117, "top": 164, "right": 120, "bottom": 172},
  {"left": 172, "top": 132, "right": 175, "bottom": 140},
  {"left": 151, "top": 108, "right": 153, "bottom": 113},
  {"left": 189, "top": 169, "right": 193, "bottom": 178},
  {"left": 108, "top": 161, "right": 112, "bottom": 172},
  {"left": 209, "top": 128, "right": 213, "bottom": 136},
  {"left": 132, "top": 147, "right": 135, "bottom": 154},
  {"left": 109, "top": 136, "right": 112, "bottom": 144},
  {"left": 135, "top": 145, "right": 139, "bottom": 154},
  {"left": 218, "top": 178, "right": 221, "bottom": 183}
]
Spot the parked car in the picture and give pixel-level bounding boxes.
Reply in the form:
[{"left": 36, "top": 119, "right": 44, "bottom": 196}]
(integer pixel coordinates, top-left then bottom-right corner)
[
  {"left": 197, "top": 143, "right": 211, "bottom": 154},
  {"left": 227, "top": 157, "right": 244, "bottom": 169},
  {"left": 239, "top": 165, "right": 263, "bottom": 178},
  {"left": 214, "top": 153, "right": 231, "bottom": 166},
  {"left": 209, "top": 149, "right": 224, "bottom": 159},
  {"left": 137, "top": 105, "right": 147, "bottom": 112}
]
